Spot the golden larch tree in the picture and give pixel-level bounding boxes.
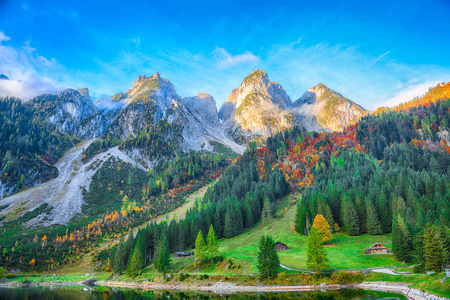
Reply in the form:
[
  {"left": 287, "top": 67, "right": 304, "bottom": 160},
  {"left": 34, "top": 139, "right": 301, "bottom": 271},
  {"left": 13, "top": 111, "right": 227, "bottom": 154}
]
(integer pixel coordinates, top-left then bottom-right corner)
[{"left": 312, "top": 214, "right": 332, "bottom": 242}]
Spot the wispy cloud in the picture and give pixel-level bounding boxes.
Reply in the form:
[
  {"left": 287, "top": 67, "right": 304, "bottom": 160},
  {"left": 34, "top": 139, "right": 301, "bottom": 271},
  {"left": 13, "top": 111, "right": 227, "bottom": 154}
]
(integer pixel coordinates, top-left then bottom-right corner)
[
  {"left": 263, "top": 41, "right": 450, "bottom": 110},
  {"left": 213, "top": 47, "right": 260, "bottom": 69},
  {"left": 0, "top": 32, "right": 63, "bottom": 99},
  {"left": 370, "top": 51, "right": 390, "bottom": 67},
  {"left": 381, "top": 81, "right": 441, "bottom": 107},
  {"left": 0, "top": 32, "right": 10, "bottom": 42},
  {"left": 1, "top": 29, "right": 448, "bottom": 112}
]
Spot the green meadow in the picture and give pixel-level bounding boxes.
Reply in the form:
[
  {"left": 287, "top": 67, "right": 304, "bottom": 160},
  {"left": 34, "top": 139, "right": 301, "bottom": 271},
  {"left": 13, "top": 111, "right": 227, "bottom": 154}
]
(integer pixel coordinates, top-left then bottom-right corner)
[{"left": 216, "top": 196, "right": 401, "bottom": 274}]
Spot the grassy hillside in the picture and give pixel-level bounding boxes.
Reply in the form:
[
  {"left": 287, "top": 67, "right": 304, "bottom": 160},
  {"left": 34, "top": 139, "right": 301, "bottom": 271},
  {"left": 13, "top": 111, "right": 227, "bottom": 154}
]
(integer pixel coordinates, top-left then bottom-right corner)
[{"left": 216, "top": 196, "right": 400, "bottom": 274}]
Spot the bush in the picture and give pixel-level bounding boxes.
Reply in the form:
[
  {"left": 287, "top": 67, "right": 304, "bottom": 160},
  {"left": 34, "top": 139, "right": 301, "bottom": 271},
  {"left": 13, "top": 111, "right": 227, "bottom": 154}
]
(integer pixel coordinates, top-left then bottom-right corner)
[
  {"left": 331, "top": 271, "right": 363, "bottom": 284},
  {"left": 0, "top": 267, "right": 5, "bottom": 278},
  {"left": 21, "top": 276, "right": 32, "bottom": 284},
  {"left": 6, "top": 273, "right": 15, "bottom": 279},
  {"left": 413, "top": 264, "right": 426, "bottom": 274},
  {"left": 178, "top": 273, "right": 189, "bottom": 282}
]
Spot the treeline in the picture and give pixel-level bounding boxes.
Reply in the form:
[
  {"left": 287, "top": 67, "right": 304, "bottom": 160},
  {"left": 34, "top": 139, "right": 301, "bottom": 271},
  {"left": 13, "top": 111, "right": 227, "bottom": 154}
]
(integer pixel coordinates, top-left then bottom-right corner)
[
  {"left": 296, "top": 99, "right": 450, "bottom": 269},
  {"left": 0, "top": 150, "right": 230, "bottom": 271},
  {"left": 107, "top": 144, "right": 290, "bottom": 274},
  {"left": 82, "top": 135, "right": 120, "bottom": 162},
  {"left": 119, "top": 119, "right": 183, "bottom": 162},
  {"left": 0, "top": 97, "right": 76, "bottom": 196},
  {"left": 82, "top": 97, "right": 184, "bottom": 163},
  {"left": 84, "top": 151, "right": 228, "bottom": 218},
  {"left": 357, "top": 98, "right": 450, "bottom": 159}
]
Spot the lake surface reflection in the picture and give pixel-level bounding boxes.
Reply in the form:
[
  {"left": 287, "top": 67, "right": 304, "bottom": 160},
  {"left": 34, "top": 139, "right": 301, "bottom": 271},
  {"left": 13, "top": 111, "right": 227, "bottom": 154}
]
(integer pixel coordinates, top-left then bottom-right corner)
[{"left": 0, "top": 286, "right": 407, "bottom": 300}]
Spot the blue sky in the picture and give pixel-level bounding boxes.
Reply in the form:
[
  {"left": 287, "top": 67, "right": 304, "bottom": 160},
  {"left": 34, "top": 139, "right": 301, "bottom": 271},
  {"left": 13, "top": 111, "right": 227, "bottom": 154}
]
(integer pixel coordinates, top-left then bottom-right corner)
[{"left": 0, "top": 0, "right": 449, "bottom": 109}]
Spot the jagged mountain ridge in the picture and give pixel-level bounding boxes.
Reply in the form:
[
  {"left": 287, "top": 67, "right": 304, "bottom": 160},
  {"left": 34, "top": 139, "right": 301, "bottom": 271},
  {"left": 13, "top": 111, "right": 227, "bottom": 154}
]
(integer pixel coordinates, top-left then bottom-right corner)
[
  {"left": 106, "top": 73, "right": 245, "bottom": 158},
  {"left": 219, "top": 69, "right": 368, "bottom": 139},
  {"left": 219, "top": 69, "right": 297, "bottom": 143},
  {"left": 0, "top": 69, "right": 366, "bottom": 208},
  {"left": 30, "top": 88, "right": 124, "bottom": 139},
  {"left": 292, "top": 83, "right": 369, "bottom": 132}
]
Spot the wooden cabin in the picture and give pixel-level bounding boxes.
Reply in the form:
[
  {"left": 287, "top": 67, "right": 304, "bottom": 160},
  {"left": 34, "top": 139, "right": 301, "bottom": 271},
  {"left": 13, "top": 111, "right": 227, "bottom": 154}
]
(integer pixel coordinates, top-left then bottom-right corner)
[
  {"left": 174, "top": 251, "right": 192, "bottom": 258},
  {"left": 273, "top": 242, "right": 288, "bottom": 251},
  {"left": 365, "top": 243, "right": 391, "bottom": 254}
]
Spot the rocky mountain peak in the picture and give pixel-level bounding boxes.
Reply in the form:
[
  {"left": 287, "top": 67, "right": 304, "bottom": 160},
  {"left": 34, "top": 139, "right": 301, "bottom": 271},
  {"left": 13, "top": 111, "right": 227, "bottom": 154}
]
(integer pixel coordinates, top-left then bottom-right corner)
[
  {"left": 292, "top": 83, "right": 368, "bottom": 132},
  {"left": 225, "top": 69, "right": 292, "bottom": 109},
  {"left": 219, "top": 69, "right": 295, "bottom": 142},
  {"left": 197, "top": 93, "right": 211, "bottom": 99},
  {"left": 77, "top": 87, "right": 89, "bottom": 96},
  {"left": 243, "top": 69, "right": 268, "bottom": 84},
  {"left": 151, "top": 72, "right": 161, "bottom": 80},
  {"left": 124, "top": 73, "right": 179, "bottom": 104}
]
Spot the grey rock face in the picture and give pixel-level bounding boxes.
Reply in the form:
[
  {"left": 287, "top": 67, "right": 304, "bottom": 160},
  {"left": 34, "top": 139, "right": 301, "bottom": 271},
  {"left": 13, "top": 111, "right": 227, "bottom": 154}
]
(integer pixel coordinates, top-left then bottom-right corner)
[
  {"left": 30, "top": 88, "right": 123, "bottom": 139},
  {"left": 292, "top": 83, "right": 368, "bottom": 132},
  {"left": 106, "top": 73, "right": 244, "bottom": 154},
  {"left": 219, "top": 69, "right": 296, "bottom": 142}
]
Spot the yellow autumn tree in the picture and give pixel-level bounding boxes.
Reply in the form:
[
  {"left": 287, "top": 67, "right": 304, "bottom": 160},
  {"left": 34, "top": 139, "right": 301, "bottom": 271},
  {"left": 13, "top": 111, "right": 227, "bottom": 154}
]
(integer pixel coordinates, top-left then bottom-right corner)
[
  {"left": 334, "top": 223, "right": 340, "bottom": 234},
  {"left": 29, "top": 259, "right": 36, "bottom": 267},
  {"left": 312, "top": 214, "right": 332, "bottom": 243}
]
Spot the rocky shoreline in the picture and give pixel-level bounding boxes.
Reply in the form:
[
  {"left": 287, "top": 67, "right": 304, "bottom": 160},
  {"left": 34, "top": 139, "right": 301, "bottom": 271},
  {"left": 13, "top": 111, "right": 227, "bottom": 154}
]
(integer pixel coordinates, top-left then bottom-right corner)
[{"left": 0, "top": 280, "right": 447, "bottom": 300}]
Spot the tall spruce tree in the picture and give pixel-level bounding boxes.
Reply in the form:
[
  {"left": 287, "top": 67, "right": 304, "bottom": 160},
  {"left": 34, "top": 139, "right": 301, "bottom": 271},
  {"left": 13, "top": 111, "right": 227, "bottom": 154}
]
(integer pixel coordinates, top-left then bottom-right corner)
[
  {"left": 155, "top": 236, "right": 171, "bottom": 275},
  {"left": 295, "top": 201, "right": 307, "bottom": 235},
  {"left": 194, "top": 230, "right": 206, "bottom": 262},
  {"left": 206, "top": 225, "right": 219, "bottom": 263},
  {"left": 127, "top": 238, "right": 144, "bottom": 277},
  {"left": 342, "top": 200, "right": 360, "bottom": 236},
  {"left": 392, "top": 214, "right": 413, "bottom": 262},
  {"left": 257, "top": 235, "right": 279, "bottom": 279},
  {"left": 113, "top": 237, "right": 127, "bottom": 274},
  {"left": 306, "top": 226, "right": 330, "bottom": 272},
  {"left": 423, "top": 225, "right": 444, "bottom": 272},
  {"left": 366, "top": 200, "right": 383, "bottom": 235}
]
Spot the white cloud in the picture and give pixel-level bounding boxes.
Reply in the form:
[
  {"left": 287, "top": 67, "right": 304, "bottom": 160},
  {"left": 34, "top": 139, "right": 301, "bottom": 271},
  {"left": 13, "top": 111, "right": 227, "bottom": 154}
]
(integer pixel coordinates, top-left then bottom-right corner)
[
  {"left": 213, "top": 47, "right": 260, "bottom": 69},
  {"left": 263, "top": 41, "right": 450, "bottom": 110},
  {"left": 0, "top": 32, "right": 62, "bottom": 99},
  {"left": 381, "top": 81, "right": 441, "bottom": 107},
  {"left": 0, "top": 32, "right": 10, "bottom": 42}
]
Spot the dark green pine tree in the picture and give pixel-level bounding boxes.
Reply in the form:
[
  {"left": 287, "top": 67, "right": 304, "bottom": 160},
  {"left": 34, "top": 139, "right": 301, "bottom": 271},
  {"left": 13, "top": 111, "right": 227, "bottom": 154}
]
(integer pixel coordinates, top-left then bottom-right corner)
[
  {"left": 423, "top": 225, "right": 444, "bottom": 272},
  {"left": 126, "top": 238, "right": 144, "bottom": 277},
  {"left": 257, "top": 235, "right": 280, "bottom": 279},
  {"left": 392, "top": 214, "right": 413, "bottom": 262},
  {"left": 342, "top": 200, "right": 360, "bottom": 236},
  {"left": 295, "top": 200, "right": 307, "bottom": 235},
  {"left": 155, "top": 235, "right": 171, "bottom": 275},
  {"left": 243, "top": 199, "right": 254, "bottom": 228},
  {"left": 262, "top": 197, "right": 271, "bottom": 223},
  {"left": 112, "top": 237, "right": 127, "bottom": 274},
  {"left": 366, "top": 200, "right": 383, "bottom": 235},
  {"left": 224, "top": 207, "right": 234, "bottom": 238}
]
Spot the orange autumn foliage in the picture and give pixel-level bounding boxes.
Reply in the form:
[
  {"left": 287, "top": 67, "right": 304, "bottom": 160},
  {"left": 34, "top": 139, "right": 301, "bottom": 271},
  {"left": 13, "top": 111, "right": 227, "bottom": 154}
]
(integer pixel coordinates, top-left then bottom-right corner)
[{"left": 312, "top": 214, "right": 331, "bottom": 242}]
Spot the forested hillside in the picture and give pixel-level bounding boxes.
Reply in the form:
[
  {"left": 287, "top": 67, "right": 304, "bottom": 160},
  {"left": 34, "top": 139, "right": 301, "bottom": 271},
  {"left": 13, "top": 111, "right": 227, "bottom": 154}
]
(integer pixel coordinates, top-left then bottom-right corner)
[
  {"left": 379, "top": 82, "right": 450, "bottom": 113},
  {"left": 108, "top": 96, "right": 450, "bottom": 276},
  {"left": 82, "top": 96, "right": 184, "bottom": 165},
  {"left": 0, "top": 97, "right": 77, "bottom": 197},
  {"left": 296, "top": 97, "right": 450, "bottom": 270}
]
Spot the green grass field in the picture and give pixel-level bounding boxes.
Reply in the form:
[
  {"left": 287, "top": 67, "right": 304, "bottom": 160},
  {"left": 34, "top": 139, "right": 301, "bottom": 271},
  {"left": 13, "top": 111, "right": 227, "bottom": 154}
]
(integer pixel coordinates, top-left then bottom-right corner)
[{"left": 215, "top": 196, "right": 401, "bottom": 274}]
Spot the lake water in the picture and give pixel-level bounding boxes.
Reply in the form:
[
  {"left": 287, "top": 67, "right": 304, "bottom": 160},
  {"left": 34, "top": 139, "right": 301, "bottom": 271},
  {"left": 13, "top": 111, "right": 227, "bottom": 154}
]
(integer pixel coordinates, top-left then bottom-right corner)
[{"left": 0, "top": 287, "right": 407, "bottom": 300}]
